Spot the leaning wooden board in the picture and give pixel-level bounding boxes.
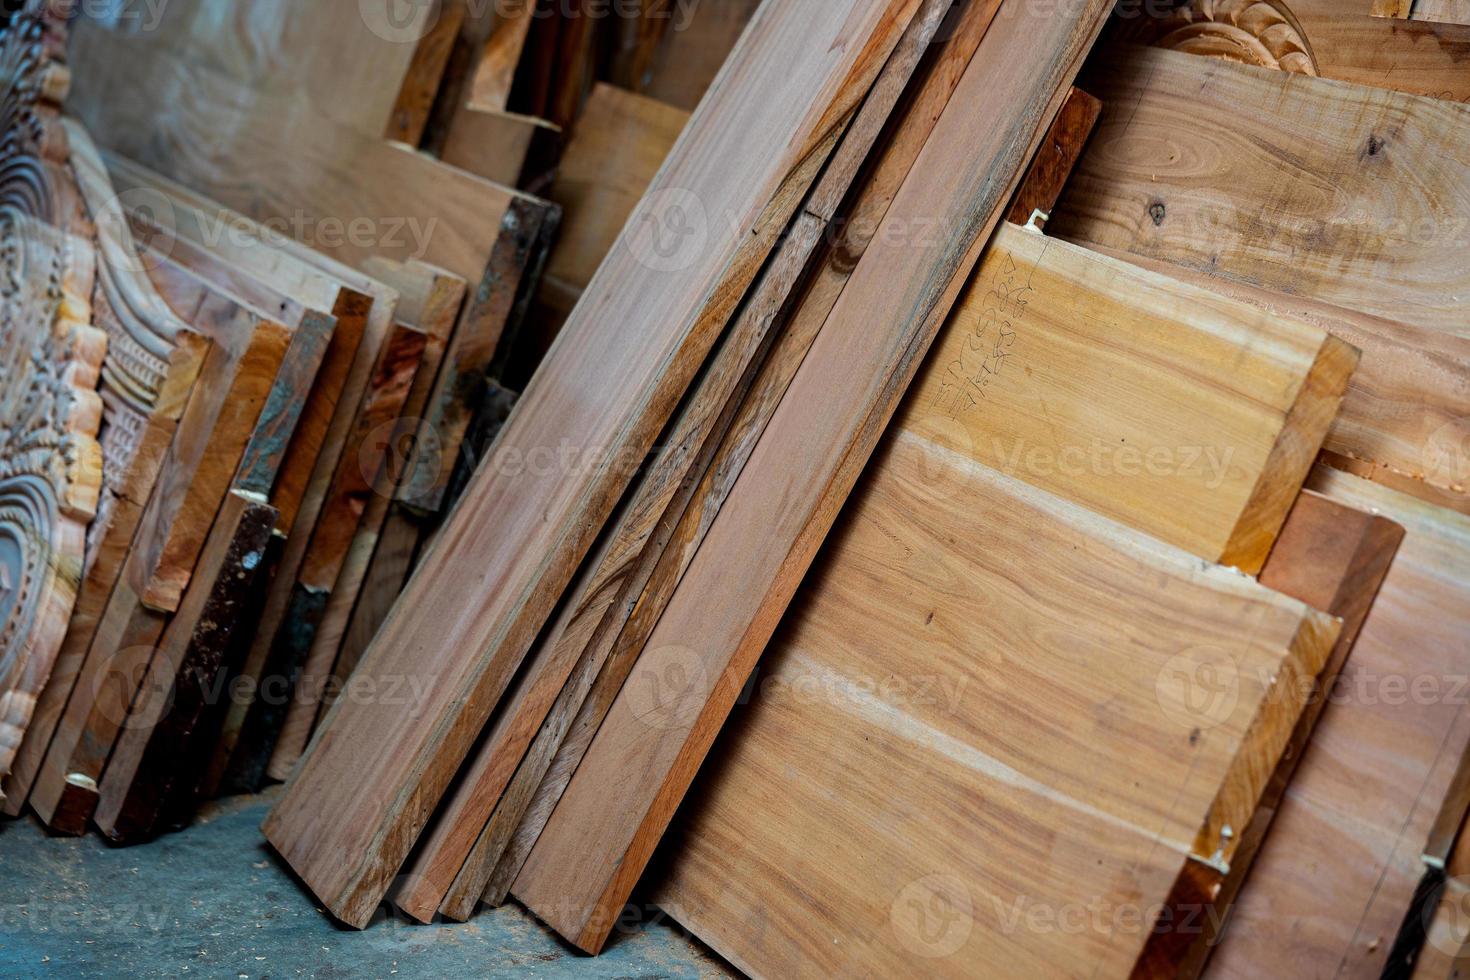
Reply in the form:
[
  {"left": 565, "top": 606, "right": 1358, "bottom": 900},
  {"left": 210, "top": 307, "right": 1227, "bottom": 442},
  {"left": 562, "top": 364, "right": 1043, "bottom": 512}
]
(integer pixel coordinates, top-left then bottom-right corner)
[
  {"left": 650, "top": 430, "right": 1338, "bottom": 978},
  {"left": 1205, "top": 467, "right": 1470, "bottom": 979},
  {"left": 264, "top": 0, "right": 926, "bottom": 929},
  {"left": 513, "top": 1, "right": 1117, "bottom": 952},
  {"left": 1051, "top": 47, "right": 1470, "bottom": 502},
  {"left": 392, "top": 0, "right": 962, "bottom": 924}
]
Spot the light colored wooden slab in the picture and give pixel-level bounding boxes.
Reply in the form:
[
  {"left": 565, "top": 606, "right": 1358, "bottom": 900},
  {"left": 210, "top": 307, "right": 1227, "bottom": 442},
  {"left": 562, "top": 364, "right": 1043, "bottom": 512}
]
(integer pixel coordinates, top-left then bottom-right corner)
[
  {"left": 1077, "top": 246, "right": 1470, "bottom": 507},
  {"left": 910, "top": 225, "right": 1354, "bottom": 572},
  {"left": 263, "top": 0, "right": 927, "bottom": 929},
  {"left": 1206, "top": 466, "right": 1470, "bottom": 979},
  {"left": 513, "top": 1, "right": 1115, "bottom": 952},
  {"left": 650, "top": 431, "right": 1337, "bottom": 979}
]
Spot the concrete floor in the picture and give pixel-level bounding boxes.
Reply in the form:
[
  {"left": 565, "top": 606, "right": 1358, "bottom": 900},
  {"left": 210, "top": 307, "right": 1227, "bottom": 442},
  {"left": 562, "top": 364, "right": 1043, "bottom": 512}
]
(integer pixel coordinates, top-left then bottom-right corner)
[{"left": 0, "top": 789, "right": 736, "bottom": 979}]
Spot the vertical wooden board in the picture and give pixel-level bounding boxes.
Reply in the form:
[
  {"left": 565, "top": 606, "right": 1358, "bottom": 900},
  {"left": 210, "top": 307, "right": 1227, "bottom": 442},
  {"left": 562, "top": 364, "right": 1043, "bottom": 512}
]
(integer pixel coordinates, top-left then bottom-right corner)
[
  {"left": 267, "top": 269, "right": 465, "bottom": 782},
  {"left": 641, "top": 0, "right": 764, "bottom": 111},
  {"left": 396, "top": 0, "right": 960, "bottom": 923},
  {"left": 542, "top": 83, "right": 690, "bottom": 295},
  {"left": 384, "top": 1, "right": 467, "bottom": 146},
  {"left": 264, "top": 0, "right": 928, "bottom": 929},
  {"left": 1135, "top": 489, "right": 1406, "bottom": 978},
  {"left": 514, "top": 0, "right": 1116, "bottom": 953},
  {"left": 1050, "top": 46, "right": 1470, "bottom": 342},
  {"left": 91, "top": 491, "right": 276, "bottom": 841},
  {"left": 221, "top": 322, "right": 428, "bottom": 793},
  {"left": 1206, "top": 467, "right": 1470, "bottom": 979},
  {"left": 907, "top": 225, "right": 1354, "bottom": 572},
  {"left": 648, "top": 433, "right": 1337, "bottom": 979},
  {"left": 465, "top": 0, "right": 1011, "bottom": 915}
]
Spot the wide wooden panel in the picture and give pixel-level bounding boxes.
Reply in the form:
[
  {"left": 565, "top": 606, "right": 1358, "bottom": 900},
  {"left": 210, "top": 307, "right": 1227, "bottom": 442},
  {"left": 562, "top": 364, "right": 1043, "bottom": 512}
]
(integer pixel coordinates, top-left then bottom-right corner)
[
  {"left": 264, "top": 0, "right": 924, "bottom": 929},
  {"left": 1051, "top": 46, "right": 1470, "bottom": 343},
  {"left": 514, "top": 1, "right": 1115, "bottom": 953},
  {"left": 909, "top": 225, "right": 1353, "bottom": 572},
  {"left": 651, "top": 431, "right": 1337, "bottom": 979},
  {"left": 1206, "top": 467, "right": 1470, "bottom": 979}
]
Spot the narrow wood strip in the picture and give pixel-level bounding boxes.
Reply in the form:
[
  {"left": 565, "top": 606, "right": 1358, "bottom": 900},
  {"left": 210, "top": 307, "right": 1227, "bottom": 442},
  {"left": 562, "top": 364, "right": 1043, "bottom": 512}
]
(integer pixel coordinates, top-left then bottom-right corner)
[
  {"left": 267, "top": 268, "right": 466, "bottom": 782},
  {"left": 263, "top": 0, "right": 925, "bottom": 929},
  {"left": 219, "top": 323, "right": 429, "bottom": 793},
  {"left": 91, "top": 492, "right": 276, "bottom": 841},
  {"left": 385, "top": 1, "right": 467, "bottom": 146},
  {"left": 513, "top": 0, "right": 1115, "bottom": 952},
  {"left": 466, "top": 0, "right": 536, "bottom": 114},
  {"left": 471, "top": 0, "right": 1009, "bottom": 914},
  {"left": 1005, "top": 86, "right": 1102, "bottom": 226},
  {"left": 392, "top": 0, "right": 958, "bottom": 924}
]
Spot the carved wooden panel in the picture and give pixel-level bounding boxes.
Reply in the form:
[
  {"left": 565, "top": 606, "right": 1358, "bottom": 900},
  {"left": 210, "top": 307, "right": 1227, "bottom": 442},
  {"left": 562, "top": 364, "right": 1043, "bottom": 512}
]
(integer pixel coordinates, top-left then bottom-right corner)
[
  {"left": 1114, "top": 0, "right": 1319, "bottom": 75},
  {"left": 0, "top": 0, "right": 106, "bottom": 787}
]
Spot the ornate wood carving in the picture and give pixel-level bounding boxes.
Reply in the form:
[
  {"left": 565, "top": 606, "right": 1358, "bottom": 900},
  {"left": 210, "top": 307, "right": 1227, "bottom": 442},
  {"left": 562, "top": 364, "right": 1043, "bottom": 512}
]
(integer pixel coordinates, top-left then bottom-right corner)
[
  {"left": 0, "top": 0, "right": 107, "bottom": 785},
  {"left": 1116, "top": 0, "right": 1319, "bottom": 76}
]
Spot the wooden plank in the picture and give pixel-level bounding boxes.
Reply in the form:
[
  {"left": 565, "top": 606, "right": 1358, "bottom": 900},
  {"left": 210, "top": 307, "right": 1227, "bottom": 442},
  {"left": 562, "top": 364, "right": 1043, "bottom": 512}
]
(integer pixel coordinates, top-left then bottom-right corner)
[
  {"left": 907, "top": 226, "right": 1355, "bottom": 573},
  {"left": 1005, "top": 87, "right": 1101, "bottom": 226},
  {"left": 649, "top": 433, "right": 1338, "bottom": 978},
  {"left": 1076, "top": 247, "right": 1470, "bottom": 507},
  {"left": 542, "top": 84, "right": 689, "bottom": 295},
  {"left": 1051, "top": 46, "right": 1470, "bottom": 342},
  {"left": 218, "top": 322, "right": 429, "bottom": 793},
  {"left": 397, "top": 0, "right": 961, "bottom": 923},
  {"left": 1136, "top": 490, "right": 1406, "bottom": 978},
  {"left": 90, "top": 492, "right": 277, "bottom": 841},
  {"left": 1414, "top": 0, "right": 1470, "bottom": 26},
  {"left": 1371, "top": 0, "right": 1418, "bottom": 16},
  {"left": 463, "top": 0, "right": 1015, "bottom": 916},
  {"left": 437, "top": 106, "right": 559, "bottom": 189},
  {"left": 1206, "top": 467, "right": 1470, "bottom": 979},
  {"left": 27, "top": 257, "right": 291, "bottom": 834},
  {"left": 263, "top": 0, "right": 927, "bottom": 929},
  {"left": 512, "top": 0, "right": 1116, "bottom": 953},
  {"left": 465, "top": 0, "right": 535, "bottom": 114},
  {"left": 385, "top": 1, "right": 468, "bottom": 146},
  {"left": 641, "top": 0, "right": 763, "bottom": 111}
]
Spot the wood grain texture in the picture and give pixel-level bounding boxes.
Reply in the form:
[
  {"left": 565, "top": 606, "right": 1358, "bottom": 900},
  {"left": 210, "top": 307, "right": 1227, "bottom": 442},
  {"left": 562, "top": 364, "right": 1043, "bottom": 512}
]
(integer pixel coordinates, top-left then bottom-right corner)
[
  {"left": 1206, "top": 467, "right": 1470, "bottom": 979},
  {"left": 1136, "top": 490, "right": 1406, "bottom": 979},
  {"left": 220, "top": 322, "right": 428, "bottom": 794},
  {"left": 1414, "top": 0, "right": 1470, "bottom": 26},
  {"left": 649, "top": 433, "right": 1338, "bottom": 979},
  {"left": 466, "top": 0, "right": 534, "bottom": 114},
  {"left": 385, "top": 1, "right": 466, "bottom": 146},
  {"left": 1006, "top": 86, "right": 1101, "bottom": 226},
  {"left": 470, "top": 0, "right": 1012, "bottom": 915},
  {"left": 393, "top": 0, "right": 959, "bottom": 924},
  {"left": 910, "top": 225, "right": 1354, "bottom": 573},
  {"left": 1078, "top": 247, "right": 1470, "bottom": 507},
  {"left": 641, "top": 0, "right": 763, "bottom": 111},
  {"left": 1051, "top": 46, "right": 1470, "bottom": 342},
  {"left": 513, "top": 1, "right": 1115, "bottom": 952},
  {"left": 28, "top": 257, "right": 289, "bottom": 834},
  {"left": 91, "top": 491, "right": 276, "bottom": 841},
  {"left": 263, "top": 0, "right": 927, "bottom": 929}
]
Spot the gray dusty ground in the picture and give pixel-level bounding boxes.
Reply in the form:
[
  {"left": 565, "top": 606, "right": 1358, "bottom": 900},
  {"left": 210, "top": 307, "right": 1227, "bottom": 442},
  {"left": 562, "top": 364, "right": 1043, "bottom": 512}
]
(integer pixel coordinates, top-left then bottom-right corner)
[{"left": 0, "top": 789, "right": 735, "bottom": 979}]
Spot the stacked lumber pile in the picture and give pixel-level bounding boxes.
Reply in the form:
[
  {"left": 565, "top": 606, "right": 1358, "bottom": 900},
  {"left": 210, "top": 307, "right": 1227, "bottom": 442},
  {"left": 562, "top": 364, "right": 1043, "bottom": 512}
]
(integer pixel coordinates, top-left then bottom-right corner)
[{"left": 1, "top": 1, "right": 1467, "bottom": 977}]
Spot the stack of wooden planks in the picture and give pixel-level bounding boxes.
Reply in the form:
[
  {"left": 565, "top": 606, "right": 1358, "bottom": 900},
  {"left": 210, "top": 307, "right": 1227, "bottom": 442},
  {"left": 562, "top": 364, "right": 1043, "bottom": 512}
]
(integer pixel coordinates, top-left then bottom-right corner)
[
  {"left": 0, "top": 0, "right": 564, "bottom": 844},
  {"left": 2, "top": 2, "right": 1468, "bottom": 978}
]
